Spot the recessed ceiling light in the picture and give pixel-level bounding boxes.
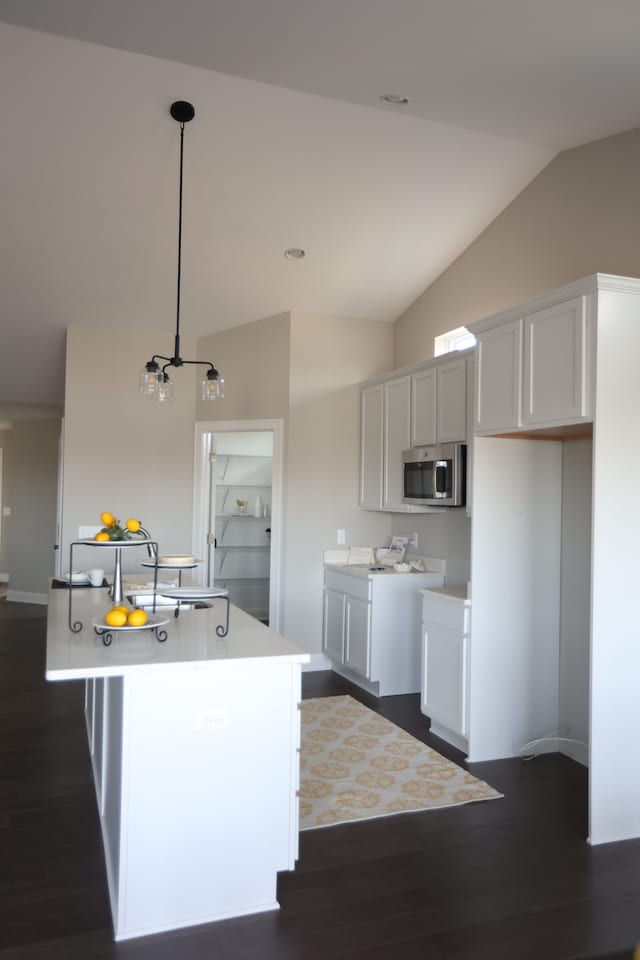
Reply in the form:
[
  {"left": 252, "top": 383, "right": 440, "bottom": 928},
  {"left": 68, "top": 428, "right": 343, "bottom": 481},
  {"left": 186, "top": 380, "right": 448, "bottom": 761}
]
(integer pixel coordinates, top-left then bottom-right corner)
[
  {"left": 284, "top": 248, "right": 305, "bottom": 260},
  {"left": 380, "top": 94, "right": 410, "bottom": 105}
]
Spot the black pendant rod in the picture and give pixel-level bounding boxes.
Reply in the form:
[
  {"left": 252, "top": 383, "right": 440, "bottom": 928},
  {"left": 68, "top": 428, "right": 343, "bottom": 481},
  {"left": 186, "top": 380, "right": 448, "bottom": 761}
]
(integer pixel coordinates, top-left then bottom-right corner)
[
  {"left": 143, "top": 100, "right": 221, "bottom": 389},
  {"left": 174, "top": 117, "right": 185, "bottom": 364}
]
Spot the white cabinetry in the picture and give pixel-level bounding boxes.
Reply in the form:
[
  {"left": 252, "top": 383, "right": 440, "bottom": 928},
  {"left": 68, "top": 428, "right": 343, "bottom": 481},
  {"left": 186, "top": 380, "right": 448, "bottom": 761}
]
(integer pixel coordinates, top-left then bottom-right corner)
[
  {"left": 421, "top": 588, "right": 470, "bottom": 752},
  {"left": 522, "top": 296, "right": 588, "bottom": 426},
  {"left": 473, "top": 292, "right": 593, "bottom": 435},
  {"left": 323, "top": 566, "right": 444, "bottom": 696},
  {"left": 360, "top": 352, "right": 470, "bottom": 512},
  {"left": 412, "top": 357, "right": 468, "bottom": 446},
  {"left": 474, "top": 319, "right": 522, "bottom": 433},
  {"left": 383, "top": 375, "right": 411, "bottom": 511},
  {"left": 360, "top": 384, "right": 384, "bottom": 509}
]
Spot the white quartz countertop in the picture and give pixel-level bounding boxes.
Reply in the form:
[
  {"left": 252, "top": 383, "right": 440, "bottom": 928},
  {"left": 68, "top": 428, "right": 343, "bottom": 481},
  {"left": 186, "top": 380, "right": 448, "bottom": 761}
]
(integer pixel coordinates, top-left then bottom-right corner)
[
  {"left": 46, "top": 585, "right": 309, "bottom": 680},
  {"left": 324, "top": 562, "right": 445, "bottom": 581},
  {"left": 420, "top": 584, "right": 470, "bottom": 604}
]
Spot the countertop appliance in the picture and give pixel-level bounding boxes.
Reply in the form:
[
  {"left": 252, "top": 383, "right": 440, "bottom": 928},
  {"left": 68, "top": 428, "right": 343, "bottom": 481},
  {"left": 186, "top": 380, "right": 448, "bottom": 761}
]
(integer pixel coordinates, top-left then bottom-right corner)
[{"left": 402, "top": 442, "right": 466, "bottom": 507}]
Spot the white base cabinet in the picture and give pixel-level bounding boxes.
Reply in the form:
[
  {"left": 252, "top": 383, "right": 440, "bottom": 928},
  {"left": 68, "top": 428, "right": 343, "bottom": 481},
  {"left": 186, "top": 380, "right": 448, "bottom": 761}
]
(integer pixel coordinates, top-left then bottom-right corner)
[
  {"left": 323, "top": 566, "right": 444, "bottom": 696},
  {"left": 84, "top": 660, "right": 302, "bottom": 941},
  {"left": 421, "top": 587, "right": 471, "bottom": 752}
]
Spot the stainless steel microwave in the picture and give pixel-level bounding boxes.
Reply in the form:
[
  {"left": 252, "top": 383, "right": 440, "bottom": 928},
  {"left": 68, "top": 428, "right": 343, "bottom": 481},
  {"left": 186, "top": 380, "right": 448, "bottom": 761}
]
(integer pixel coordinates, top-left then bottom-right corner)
[{"left": 402, "top": 443, "right": 466, "bottom": 507}]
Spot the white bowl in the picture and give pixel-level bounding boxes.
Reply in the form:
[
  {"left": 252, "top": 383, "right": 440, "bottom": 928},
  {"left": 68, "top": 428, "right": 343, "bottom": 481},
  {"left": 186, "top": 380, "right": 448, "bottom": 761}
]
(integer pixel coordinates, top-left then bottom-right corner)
[
  {"left": 393, "top": 562, "right": 412, "bottom": 573},
  {"left": 64, "top": 571, "right": 89, "bottom": 582}
]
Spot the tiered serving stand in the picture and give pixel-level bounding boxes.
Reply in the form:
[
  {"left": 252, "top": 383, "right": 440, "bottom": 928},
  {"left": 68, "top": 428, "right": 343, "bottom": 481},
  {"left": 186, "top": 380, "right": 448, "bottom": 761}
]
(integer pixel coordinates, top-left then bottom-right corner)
[
  {"left": 140, "top": 556, "right": 230, "bottom": 636},
  {"left": 67, "top": 538, "right": 169, "bottom": 646}
]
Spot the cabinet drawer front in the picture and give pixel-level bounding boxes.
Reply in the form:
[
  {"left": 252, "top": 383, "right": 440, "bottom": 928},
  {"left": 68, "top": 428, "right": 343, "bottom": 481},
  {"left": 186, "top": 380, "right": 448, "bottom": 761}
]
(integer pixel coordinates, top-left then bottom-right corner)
[
  {"left": 422, "top": 595, "right": 469, "bottom": 634},
  {"left": 324, "top": 570, "right": 372, "bottom": 602}
]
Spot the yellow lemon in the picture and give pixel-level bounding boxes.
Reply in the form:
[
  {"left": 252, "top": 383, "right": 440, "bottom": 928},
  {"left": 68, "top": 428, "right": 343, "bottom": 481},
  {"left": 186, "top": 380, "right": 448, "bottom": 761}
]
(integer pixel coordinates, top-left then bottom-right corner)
[
  {"left": 95, "top": 531, "right": 110, "bottom": 542},
  {"left": 127, "top": 609, "right": 148, "bottom": 627},
  {"left": 125, "top": 518, "right": 141, "bottom": 533},
  {"left": 112, "top": 605, "right": 129, "bottom": 616},
  {"left": 104, "top": 608, "right": 128, "bottom": 628},
  {"left": 100, "top": 511, "right": 116, "bottom": 528}
]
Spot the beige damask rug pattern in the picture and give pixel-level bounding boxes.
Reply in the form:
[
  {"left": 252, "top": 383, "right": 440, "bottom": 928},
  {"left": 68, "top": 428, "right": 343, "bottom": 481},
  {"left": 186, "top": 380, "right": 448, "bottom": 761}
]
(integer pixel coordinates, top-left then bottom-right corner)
[{"left": 299, "top": 695, "right": 501, "bottom": 830}]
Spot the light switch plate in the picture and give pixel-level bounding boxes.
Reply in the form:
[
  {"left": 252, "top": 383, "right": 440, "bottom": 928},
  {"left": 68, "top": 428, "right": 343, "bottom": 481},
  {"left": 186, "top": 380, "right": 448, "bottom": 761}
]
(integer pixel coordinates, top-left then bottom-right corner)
[
  {"left": 2, "top": 506, "right": 10, "bottom": 517},
  {"left": 79, "top": 524, "right": 101, "bottom": 539}
]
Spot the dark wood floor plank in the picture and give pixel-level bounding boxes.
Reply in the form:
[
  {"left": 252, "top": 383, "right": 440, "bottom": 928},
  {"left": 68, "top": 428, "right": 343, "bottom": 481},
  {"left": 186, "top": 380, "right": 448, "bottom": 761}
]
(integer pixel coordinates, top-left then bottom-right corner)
[{"left": 0, "top": 601, "right": 639, "bottom": 959}]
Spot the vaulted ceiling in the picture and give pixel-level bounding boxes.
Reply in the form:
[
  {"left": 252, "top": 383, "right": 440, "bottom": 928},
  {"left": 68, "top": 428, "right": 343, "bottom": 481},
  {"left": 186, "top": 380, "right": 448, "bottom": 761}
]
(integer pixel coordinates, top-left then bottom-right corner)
[{"left": 2, "top": 1, "right": 640, "bottom": 405}]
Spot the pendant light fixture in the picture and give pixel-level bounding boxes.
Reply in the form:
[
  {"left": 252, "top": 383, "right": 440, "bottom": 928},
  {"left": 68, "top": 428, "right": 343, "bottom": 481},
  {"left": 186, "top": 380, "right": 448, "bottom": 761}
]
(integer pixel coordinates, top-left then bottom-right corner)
[{"left": 139, "top": 100, "right": 223, "bottom": 402}]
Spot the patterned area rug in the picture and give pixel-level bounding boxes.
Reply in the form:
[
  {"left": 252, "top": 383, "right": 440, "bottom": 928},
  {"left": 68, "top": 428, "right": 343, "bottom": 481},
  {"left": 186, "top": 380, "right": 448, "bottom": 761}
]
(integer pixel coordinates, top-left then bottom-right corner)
[{"left": 299, "top": 695, "right": 502, "bottom": 830}]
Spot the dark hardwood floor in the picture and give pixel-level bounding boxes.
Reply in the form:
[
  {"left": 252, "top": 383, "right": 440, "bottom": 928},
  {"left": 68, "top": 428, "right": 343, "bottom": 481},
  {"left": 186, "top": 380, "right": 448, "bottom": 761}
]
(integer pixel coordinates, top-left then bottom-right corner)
[{"left": 1, "top": 600, "right": 638, "bottom": 960}]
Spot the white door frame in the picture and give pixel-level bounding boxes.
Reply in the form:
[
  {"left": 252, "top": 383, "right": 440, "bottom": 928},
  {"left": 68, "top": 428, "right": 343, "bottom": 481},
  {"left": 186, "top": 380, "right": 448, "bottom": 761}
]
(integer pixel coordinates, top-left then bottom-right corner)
[{"left": 193, "top": 419, "right": 284, "bottom": 633}]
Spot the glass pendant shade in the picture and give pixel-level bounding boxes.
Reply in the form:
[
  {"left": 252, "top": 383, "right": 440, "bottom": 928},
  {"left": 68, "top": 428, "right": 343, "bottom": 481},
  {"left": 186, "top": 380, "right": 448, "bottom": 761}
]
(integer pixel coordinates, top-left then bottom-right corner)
[
  {"left": 157, "top": 374, "right": 174, "bottom": 402},
  {"left": 202, "top": 370, "right": 224, "bottom": 400},
  {"left": 139, "top": 363, "right": 161, "bottom": 395}
]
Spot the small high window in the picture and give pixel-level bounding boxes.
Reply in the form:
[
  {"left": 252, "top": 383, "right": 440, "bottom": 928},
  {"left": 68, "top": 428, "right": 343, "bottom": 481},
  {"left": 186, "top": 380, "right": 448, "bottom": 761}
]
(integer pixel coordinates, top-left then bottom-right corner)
[{"left": 434, "top": 326, "right": 476, "bottom": 357}]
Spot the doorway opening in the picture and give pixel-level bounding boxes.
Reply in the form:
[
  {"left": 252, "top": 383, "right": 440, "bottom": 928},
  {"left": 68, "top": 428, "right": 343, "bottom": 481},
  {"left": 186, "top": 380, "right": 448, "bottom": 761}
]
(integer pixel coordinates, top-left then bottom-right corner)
[{"left": 193, "top": 420, "right": 283, "bottom": 631}]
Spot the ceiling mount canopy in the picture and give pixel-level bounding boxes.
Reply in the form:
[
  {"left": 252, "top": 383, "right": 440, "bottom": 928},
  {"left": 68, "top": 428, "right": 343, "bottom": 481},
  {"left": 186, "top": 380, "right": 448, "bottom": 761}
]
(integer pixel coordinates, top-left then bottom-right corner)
[{"left": 139, "top": 100, "right": 223, "bottom": 403}]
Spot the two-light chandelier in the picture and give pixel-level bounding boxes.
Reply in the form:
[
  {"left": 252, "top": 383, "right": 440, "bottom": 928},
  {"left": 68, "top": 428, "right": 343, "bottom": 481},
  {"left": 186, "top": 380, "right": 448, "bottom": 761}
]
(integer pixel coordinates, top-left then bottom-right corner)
[{"left": 139, "top": 101, "right": 223, "bottom": 402}]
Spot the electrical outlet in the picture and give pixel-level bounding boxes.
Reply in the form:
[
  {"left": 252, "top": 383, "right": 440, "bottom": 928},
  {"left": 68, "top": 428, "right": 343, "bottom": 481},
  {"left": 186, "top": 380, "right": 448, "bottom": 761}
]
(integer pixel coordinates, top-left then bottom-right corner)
[
  {"left": 201, "top": 709, "right": 228, "bottom": 729},
  {"left": 409, "top": 532, "right": 418, "bottom": 549},
  {"left": 337, "top": 528, "right": 346, "bottom": 545}
]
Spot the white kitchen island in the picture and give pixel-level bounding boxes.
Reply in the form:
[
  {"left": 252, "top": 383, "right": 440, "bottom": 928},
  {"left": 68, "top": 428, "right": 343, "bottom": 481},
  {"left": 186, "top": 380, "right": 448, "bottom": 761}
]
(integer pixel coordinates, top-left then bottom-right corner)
[{"left": 46, "top": 585, "right": 309, "bottom": 941}]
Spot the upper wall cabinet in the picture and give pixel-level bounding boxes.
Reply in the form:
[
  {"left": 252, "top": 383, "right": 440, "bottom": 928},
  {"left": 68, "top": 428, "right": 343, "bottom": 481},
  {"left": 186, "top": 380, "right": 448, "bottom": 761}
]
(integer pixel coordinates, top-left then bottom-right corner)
[
  {"left": 360, "top": 384, "right": 385, "bottom": 510},
  {"left": 360, "top": 352, "right": 471, "bottom": 512},
  {"left": 411, "top": 356, "right": 468, "bottom": 446},
  {"left": 522, "top": 296, "right": 588, "bottom": 427},
  {"left": 471, "top": 288, "right": 594, "bottom": 435},
  {"left": 383, "top": 376, "right": 412, "bottom": 511}
]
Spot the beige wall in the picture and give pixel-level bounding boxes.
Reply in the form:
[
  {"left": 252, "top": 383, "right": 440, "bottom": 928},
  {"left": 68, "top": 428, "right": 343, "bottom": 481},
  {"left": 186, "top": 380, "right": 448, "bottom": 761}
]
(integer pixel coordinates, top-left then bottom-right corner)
[
  {"left": 62, "top": 328, "right": 197, "bottom": 571},
  {"left": 196, "top": 313, "right": 291, "bottom": 421},
  {"left": 394, "top": 126, "right": 640, "bottom": 366},
  {"left": 0, "top": 429, "right": 11, "bottom": 575},
  {"left": 196, "top": 310, "right": 394, "bottom": 657},
  {"left": 6, "top": 420, "right": 59, "bottom": 596},
  {"left": 282, "top": 312, "right": 394, "bottom": 655}
]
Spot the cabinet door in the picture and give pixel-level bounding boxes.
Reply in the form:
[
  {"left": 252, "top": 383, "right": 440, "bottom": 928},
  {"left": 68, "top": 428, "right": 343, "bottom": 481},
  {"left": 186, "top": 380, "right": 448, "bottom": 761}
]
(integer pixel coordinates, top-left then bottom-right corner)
[
  {"left": 360, "top": 384, "right": 384, "bottom": 510},
  {"left": 422, "top": 623, "right": 468, "bottom": 736},
  {"left": 475, "top": 319, "right": 522, "bottom": 434},
  {"left": 322, "top": 589, "right": 345, "bottom": 662},
  {"left": 522, "top": 295, "right": 589, "bottom": 426},
  {"left": 437, "top": 357, "right": 468, "bottom": 442},
  {"left": 411, "top": 367, "right": 437, "bottom": 447},
  {"left": 383, "top": 376, "right": 411, "bottom": 510},
  {"left": 344, "top": 596, "right": 371, "bottom": 677}
]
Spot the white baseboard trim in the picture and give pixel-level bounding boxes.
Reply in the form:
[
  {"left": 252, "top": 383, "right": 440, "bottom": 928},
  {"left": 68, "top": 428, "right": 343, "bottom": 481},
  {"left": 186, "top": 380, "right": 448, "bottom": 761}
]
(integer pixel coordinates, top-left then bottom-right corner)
[
  {"left": 6, "top": 590, "right": 48, "bottom": 605},
  {"left": 302, "top": 653, "right": 332, "bottom": 672}
]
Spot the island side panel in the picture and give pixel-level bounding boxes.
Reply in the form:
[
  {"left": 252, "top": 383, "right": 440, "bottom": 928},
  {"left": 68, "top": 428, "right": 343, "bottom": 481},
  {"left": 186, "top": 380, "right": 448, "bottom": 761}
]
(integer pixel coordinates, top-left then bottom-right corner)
[{"left": 116, "top": 659, "right": 302, "bottom": 940}]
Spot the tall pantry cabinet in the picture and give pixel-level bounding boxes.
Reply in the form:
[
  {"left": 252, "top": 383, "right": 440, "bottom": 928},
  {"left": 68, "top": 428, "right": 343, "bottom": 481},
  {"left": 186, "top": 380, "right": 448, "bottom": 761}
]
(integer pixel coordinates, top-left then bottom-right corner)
[{"left": 466, "top": 273, "right": 640, "bottom": 846}]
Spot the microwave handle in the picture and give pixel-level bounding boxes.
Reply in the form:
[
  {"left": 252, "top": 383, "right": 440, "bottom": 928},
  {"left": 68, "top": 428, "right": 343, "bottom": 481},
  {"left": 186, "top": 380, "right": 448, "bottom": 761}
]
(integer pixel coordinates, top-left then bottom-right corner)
[{"left": 433, "top": 460, "right": 448, "bottom": 497}]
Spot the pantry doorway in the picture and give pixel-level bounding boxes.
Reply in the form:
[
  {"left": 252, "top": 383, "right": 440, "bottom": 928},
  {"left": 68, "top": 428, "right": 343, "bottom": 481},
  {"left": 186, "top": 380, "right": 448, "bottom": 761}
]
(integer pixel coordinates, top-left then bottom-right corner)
[{"left": 193, "top": 420, "right": 283, "bottom": 629}]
